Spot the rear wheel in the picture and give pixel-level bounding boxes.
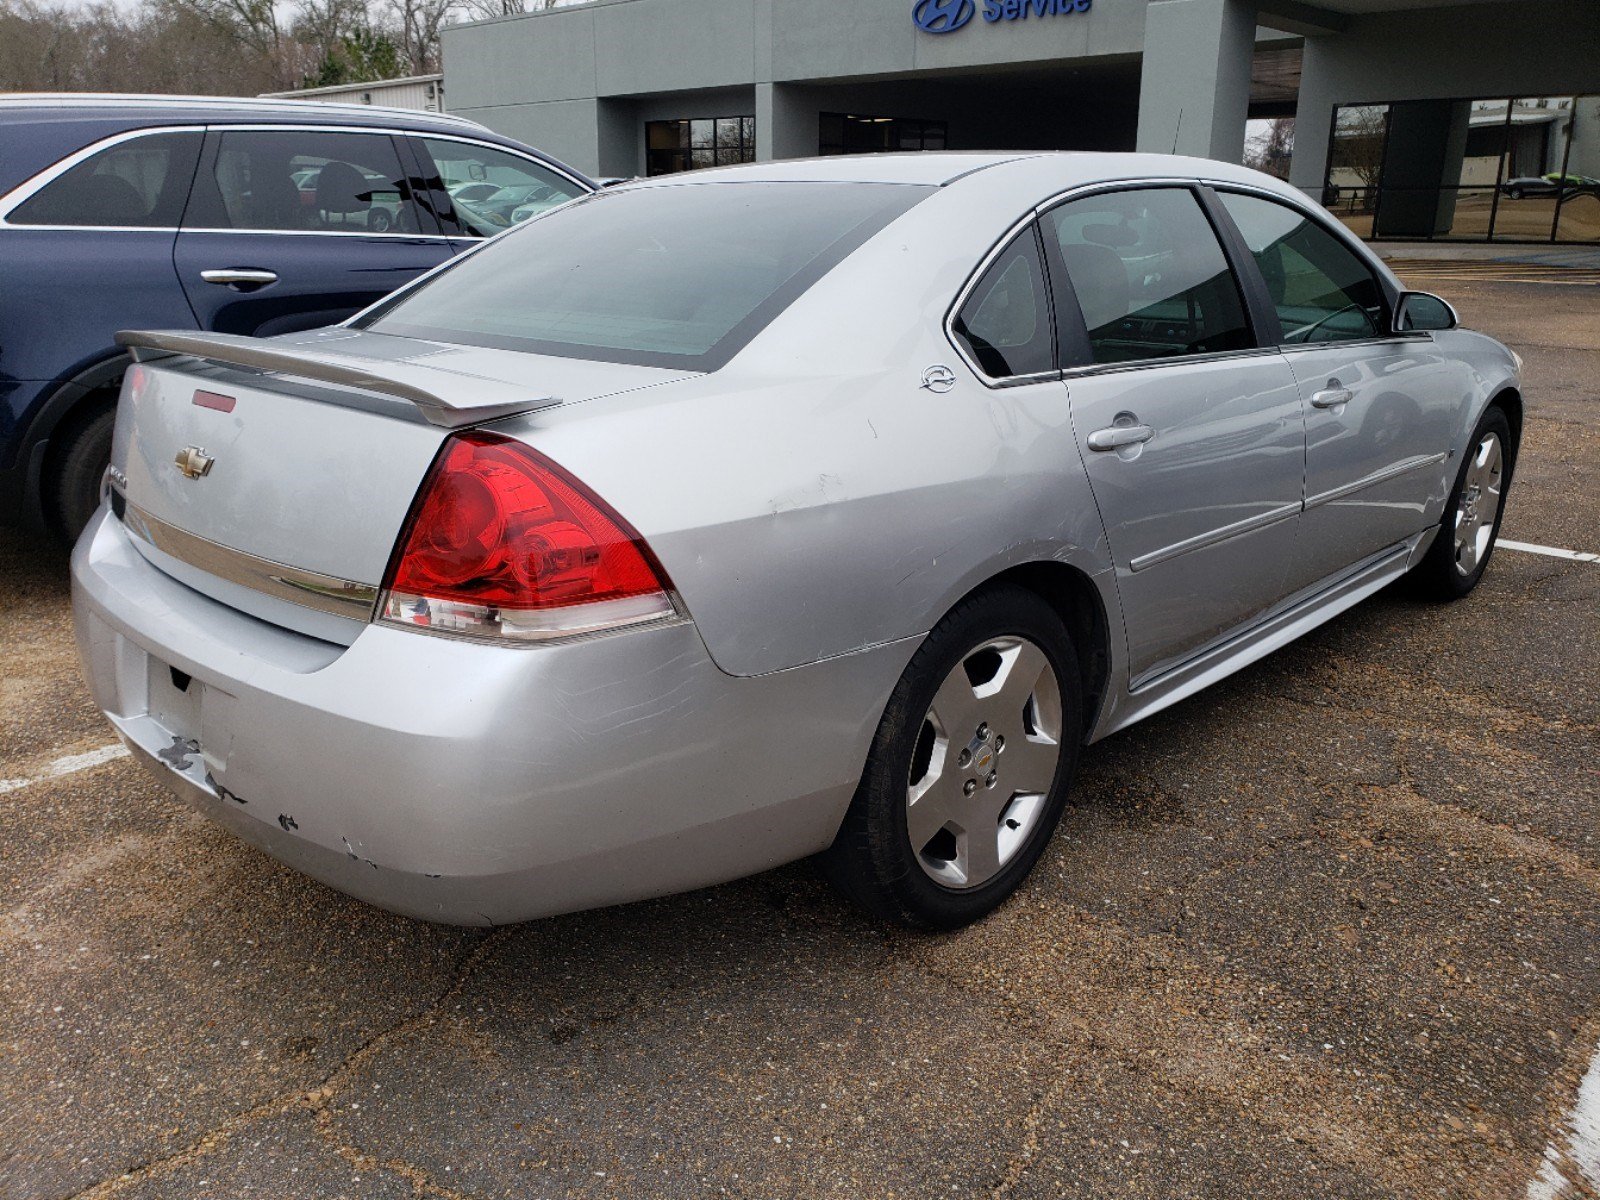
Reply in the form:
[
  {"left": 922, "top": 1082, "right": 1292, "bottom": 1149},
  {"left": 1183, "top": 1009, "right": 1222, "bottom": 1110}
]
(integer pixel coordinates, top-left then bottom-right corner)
[
  {"left": 46, "top": 399, "right": 116, "bottom": 543},
  {"left": 1411, "top": 406, "right": 1513, "bottom": 600},
  {"left": 820, "top": 585, "right": 1081, "bottom": 929}
]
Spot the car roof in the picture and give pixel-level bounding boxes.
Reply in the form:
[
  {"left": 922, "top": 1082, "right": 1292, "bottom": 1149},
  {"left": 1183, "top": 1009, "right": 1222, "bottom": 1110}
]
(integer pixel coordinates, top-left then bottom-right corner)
[
  {"left": 622, "top": 151, "right": 1307, "bottom": 194},
  {"left": 0, "top": 92, "right": 487, "bottom": 135},
  {"left": 627, "top": 153, "right": 1038, "bottom": 188}
]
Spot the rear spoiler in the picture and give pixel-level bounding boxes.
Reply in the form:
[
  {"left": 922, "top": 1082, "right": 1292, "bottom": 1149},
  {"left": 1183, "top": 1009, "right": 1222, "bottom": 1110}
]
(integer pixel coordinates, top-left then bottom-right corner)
[{"left": 115, "top": 330, "right": 560, "bottom": 428}]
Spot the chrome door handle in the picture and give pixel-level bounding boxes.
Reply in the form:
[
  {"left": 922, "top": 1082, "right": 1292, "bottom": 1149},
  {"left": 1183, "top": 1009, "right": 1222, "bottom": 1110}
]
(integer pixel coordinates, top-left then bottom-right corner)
[
  {"left": 1087, "top": 424, "right": 1155, "bottom": 452},
  {"left": 200, "top": 268, "right": 278, "bottom": 287},
  {"left": 1310, "top": 387, "right": 1353, "bottom": 409}
]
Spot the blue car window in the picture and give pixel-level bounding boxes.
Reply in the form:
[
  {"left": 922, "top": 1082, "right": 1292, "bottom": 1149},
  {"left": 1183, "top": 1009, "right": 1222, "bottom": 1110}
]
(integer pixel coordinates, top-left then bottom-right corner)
[
  {"left": 8, "top": 130, "right": 201, "bottom": 228},
  {"left": 416, "top": 137, "right": 585, "bottom": 237},
  {"left": 185, "top": 129, "right": 422, "bottom": 235}
]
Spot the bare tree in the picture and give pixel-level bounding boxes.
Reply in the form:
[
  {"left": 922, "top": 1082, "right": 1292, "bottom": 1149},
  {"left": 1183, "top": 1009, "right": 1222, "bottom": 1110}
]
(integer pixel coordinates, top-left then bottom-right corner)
[
  {"left": 390, "top": 0, "right": 453, "bottom": 73},
  {"left": 454, "top": 0, "right": 564, "bottom": 21}
]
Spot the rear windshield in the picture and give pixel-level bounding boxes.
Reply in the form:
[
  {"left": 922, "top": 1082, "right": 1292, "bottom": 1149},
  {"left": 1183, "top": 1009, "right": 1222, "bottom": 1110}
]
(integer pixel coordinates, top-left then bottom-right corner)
[{"left": 359, "top": 180, "right": 932, "bottom": 370}]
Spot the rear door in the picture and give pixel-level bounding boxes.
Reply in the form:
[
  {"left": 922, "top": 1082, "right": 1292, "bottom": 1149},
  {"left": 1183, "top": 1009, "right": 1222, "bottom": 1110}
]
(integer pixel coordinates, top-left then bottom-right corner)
[
  {"left": 1039, "top": 185, "right": 1308, "bottom": 684},
  {"left": 0, "top": 127, "right": 201, "bottom": 381},
  {"left": 174, "top": 126, "right": 454, "bottom": 337},
  {"left": 1211, "top": 189, "right": 1466, "bottom": 588}
]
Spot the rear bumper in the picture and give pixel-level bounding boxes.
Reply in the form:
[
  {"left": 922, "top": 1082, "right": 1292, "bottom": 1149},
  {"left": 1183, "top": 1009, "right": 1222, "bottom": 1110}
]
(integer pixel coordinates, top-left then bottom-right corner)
[{"left": 71, "top": 509, "right": 912, "bottom": 925}]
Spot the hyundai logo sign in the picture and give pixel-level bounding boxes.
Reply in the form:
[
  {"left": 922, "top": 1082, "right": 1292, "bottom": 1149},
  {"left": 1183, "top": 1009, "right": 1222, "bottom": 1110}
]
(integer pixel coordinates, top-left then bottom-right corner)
[
  {"left": 912, "top": 0, "right": 974, "bottom": 33},
  {"left": 914, "top": 0, "right": 1091, "bottom": 33}
]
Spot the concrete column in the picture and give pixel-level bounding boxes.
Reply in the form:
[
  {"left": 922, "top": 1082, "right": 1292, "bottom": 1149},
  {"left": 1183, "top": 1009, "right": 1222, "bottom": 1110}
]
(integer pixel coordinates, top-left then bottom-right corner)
[
  {"left": 1136, "top": 0, "right": 1258, "bottom": 162},
  {"left": 594, "top": 98, "right": 638, "bottom": 178},
  {"left": 1287, "top": 34, "right": 1334, "bottom": 200},
  {"left": 755, "top": 82, "right": 815, "bottom": 162}
]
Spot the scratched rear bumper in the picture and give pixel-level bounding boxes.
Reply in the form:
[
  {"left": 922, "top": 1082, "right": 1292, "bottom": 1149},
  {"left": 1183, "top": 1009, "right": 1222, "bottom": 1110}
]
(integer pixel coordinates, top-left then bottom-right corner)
[{"left": 70, "top": 508, "right": 910, "bottom": 925}]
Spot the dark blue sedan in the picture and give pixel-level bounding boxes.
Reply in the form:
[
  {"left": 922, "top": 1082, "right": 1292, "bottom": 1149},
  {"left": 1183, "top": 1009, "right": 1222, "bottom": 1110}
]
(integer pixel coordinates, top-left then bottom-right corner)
[{"left": 0, "top": 93, "right": 594, "bottom": 538}]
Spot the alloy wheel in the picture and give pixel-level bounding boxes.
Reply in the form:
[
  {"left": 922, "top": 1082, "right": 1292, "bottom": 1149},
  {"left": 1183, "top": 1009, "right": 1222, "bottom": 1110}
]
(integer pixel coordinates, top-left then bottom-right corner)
[
  {"left": 1454, "top": 430, "right": 1504, "bottom": 576},
  {"left": 906, "top": 636, "right": 1063, "bottom": 890}
]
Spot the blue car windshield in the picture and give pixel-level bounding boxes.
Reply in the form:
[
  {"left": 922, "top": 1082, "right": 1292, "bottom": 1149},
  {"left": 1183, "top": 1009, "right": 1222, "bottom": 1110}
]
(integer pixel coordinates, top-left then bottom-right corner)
[{"left": 358, "top": 180, "right": 932, "bottom": 370}]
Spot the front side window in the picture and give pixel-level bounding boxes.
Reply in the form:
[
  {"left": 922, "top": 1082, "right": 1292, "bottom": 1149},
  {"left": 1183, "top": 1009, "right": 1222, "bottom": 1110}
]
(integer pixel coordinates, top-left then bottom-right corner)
[
  {"left": 1217, "top": 191, "right": 1386, "bottom": 343},
  {"left": 1042, "top": 187, "right": 1253, "bottom": 365},
  {"left": 361, "top": 181, "right": 930, "bottom": 370},
  {"left": 645, "top": 117, "right": 755, "bottom": 176},
  {"left": 186, "top": 129, "right": 419, "bottom": 234},
  {"left": 416, "top": 137, "right": 585, "bottom": 237},
  {"left": 9, "top": 131, "right": 201, "bottom": 228},
  {"left": 951, "top": 227, "right": 1054, "bottom": 379}
]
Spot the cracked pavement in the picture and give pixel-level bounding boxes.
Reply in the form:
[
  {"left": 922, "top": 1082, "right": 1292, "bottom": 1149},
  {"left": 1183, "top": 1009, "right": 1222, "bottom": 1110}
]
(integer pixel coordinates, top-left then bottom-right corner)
[{"left": 2, "top": 277, "right": 1598, "bottom": 1198}]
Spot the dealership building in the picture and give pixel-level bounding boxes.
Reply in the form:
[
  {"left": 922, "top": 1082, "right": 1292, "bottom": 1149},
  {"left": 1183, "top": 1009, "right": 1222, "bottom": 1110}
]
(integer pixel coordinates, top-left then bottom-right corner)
[{"left": 441, "top": 0, "right": 1599, "bottom": 244}]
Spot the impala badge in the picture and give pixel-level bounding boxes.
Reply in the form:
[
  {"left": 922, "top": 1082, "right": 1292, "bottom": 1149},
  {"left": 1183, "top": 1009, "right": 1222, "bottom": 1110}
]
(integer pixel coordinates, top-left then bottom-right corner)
[{"left": 174, "top": 445, "right": 214, "bottom": 480}]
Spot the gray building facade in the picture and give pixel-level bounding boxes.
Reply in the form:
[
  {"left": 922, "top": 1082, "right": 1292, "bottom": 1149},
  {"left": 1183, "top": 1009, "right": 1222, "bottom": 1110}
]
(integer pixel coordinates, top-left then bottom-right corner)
[{"left": 443, "top": 0, "right": 1600, "bottom": 244}]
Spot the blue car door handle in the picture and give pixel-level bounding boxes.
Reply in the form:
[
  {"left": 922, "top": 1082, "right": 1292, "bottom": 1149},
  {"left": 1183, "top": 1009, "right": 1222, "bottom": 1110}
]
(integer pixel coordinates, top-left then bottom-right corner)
[{"left": 200, "top": 268, "right": 278, "bottom": 288}]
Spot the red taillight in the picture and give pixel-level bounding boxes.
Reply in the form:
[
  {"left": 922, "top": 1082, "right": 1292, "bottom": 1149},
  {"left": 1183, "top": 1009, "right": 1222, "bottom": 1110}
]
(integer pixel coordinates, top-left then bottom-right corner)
[{"left": 379, "top": 432, "right": 674, "bottom": 642}]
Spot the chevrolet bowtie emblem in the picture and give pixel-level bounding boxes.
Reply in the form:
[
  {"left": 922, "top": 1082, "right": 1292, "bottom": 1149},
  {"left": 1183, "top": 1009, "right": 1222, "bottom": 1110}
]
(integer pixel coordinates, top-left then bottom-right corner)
[{"left": 174, "top": 445, "right": 214, "bottom": 480}]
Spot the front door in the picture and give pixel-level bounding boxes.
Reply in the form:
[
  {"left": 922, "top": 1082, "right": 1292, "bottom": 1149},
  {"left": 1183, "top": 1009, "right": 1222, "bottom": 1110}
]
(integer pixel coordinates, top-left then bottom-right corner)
[
  {"left": 1211, "top": 189, "right": 1468, "bottom": 590},
  {"left": 1040, "top": 186, "right": 1308, "bottom": 683},
  {"left": 174, "top": 126, "right": 453, "bottom": 338}
]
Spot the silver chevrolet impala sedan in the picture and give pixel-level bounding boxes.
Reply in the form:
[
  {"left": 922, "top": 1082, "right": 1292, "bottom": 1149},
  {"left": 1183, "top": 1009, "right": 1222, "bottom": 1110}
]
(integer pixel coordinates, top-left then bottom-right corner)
[{"left": 72, "top": 153, "right": 1520, "bottom": 928}]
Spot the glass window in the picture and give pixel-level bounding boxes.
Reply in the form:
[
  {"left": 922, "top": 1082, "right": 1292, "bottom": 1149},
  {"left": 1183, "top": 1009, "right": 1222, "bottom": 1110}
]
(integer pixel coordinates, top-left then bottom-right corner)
[
  {"left": 1324, "top": 103, "right": 1390, "bottom": 238},
  {"left": 186, "top": 129, "right": 420, "bottom": 234},
  {"left": 951, "top": 229, "right": 1053, "bottom": 378},
  {"left": 417, "top": 137, "right": 585, "bottom": 237},
  {"left": 1042, "top": 187, "right": 1253, "bottom": 365},
  {"left": 1326, "top": 94, "right": 1598, "bottom": 244},
  {"left": 361, "top": 181, "right": 930, "bottom": 370},
  {"left": 645, "top": 117, "right": 755, "bottom": 176},
  {"left": 1217, "top": 191, "right": 1387, "bottom": 344},
  {"left": 819, "top": 114, "right": 948, "bottom": 156},
  {"left": 1554, "top": 97, "right": 1600, "bottom": 244},
  {"left": 9, "top": 131, "right": 200, "bottom": 228}
]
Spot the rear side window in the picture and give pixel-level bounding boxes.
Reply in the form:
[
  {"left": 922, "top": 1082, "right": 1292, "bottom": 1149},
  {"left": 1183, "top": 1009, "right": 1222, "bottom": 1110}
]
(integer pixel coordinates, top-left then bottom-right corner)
[
  {"left": 1216, "top": 191, "right": 1387, "bottom": 343},
  {"left": 1042, "top": 187, "right": 1254, "bottom": 365},
  {"left": 414, "top": 137, "right": 585, "bottom": 237},
  {"left": 186, "top": 129, "right": 422, "bottom": 234},
  {"left": 362, "top": 181, "right": 931, "bottom": 370},
  {"left": 951, "top": 227, "right": 1055, "bottom": 379},
  {"left": 8, "top": 131, "right": 200, "bottom": 228}
]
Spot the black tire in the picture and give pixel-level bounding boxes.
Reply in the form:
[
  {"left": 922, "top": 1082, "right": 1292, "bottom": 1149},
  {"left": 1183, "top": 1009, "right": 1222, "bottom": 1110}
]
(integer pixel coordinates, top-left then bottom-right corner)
[
  {"left": 1410, "top": 405, "right": 1514, "bottom": 601},
  {"left": 46, "top": 400, "right": 116, "bottom": 543},
  {"left": 819, "top": 584, "right": 1082, "bottom": 929}
]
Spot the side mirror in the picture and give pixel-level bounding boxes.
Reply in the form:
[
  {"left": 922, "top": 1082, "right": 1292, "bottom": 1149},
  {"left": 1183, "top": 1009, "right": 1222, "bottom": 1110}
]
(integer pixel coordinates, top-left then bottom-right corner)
[{"left": 1395, "top": 291, "right": 1458, "bottom": 333}]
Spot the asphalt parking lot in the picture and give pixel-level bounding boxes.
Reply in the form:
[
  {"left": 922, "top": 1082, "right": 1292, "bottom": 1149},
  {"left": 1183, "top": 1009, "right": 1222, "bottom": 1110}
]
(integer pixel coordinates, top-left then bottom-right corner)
[{"left": 2, "top": 272, "right": 1597, "bottom": 1200}]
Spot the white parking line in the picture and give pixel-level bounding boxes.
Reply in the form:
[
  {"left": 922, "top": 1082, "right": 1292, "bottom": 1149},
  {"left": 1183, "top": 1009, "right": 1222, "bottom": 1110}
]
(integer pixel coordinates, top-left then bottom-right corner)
[
  {"left": 1527, "top": 1038, "right": 1600, "bottom": 1199},
  {"left": 0, "top": 743, "right": 130, "bottom": 795},
  {"left": 1499, "top": 540, "right": 1600, "bottom": 564}
]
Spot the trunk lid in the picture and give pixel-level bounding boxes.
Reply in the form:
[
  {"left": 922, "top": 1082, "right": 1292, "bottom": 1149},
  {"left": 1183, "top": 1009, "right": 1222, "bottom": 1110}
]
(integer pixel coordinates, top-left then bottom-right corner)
[{"left": 111, "top": 328, "right": 694, "bottom": 643}]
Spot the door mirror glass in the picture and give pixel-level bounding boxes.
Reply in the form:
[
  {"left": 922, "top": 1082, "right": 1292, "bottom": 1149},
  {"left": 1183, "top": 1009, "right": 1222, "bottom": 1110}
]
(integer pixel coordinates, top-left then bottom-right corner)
[{"left": 1396, "top": 291, "right": 1457, "bottom": 332}]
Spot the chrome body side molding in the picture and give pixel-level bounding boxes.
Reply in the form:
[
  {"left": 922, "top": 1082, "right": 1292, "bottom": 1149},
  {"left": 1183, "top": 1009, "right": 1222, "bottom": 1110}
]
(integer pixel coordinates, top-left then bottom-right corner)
[
  {"left": 1304, "top": 452, "right": 1450, "bottom": 510},
  {"left": 1098, "top": 530, "right": 1434, "bottom": 737},
  {"left": 117, "top": 495, "right": 378, "bottom": 621}
]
